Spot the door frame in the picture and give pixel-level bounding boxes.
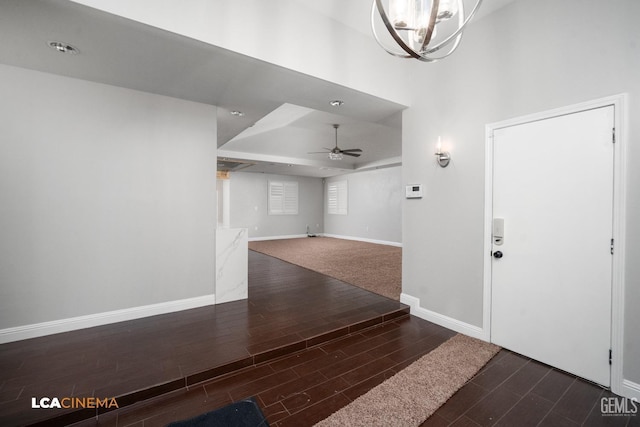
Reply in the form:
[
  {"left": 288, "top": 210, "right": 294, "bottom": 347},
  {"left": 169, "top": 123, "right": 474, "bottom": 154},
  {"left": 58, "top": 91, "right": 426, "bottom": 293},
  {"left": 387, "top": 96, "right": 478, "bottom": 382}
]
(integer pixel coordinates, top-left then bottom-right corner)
[{"left": 483, "top": 94, "right": 627, "bottom": 396}]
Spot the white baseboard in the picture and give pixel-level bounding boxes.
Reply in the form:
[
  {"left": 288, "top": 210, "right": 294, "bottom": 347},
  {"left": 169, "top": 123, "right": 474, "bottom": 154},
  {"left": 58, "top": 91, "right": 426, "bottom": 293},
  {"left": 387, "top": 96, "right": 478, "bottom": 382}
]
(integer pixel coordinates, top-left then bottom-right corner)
[
  {"left": 249, "top": 234, "right": 308, "bottom": 242},
  {"left": 400, "top": 293, "right": 488, "bottom": 341},
  {"left": 0, "top": 294, "right": 216, "bottom": 344},
  {"left": 322, "top": 234, "right": 402, "bottom": 248},
  {"left": 618, "top": 379, "right": 640, "bottom": 401}
]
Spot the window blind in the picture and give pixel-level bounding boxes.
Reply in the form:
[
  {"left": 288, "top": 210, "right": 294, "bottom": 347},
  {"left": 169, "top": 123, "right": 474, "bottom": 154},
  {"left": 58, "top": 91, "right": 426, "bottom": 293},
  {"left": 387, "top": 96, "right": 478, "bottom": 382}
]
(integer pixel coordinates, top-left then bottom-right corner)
[
  {"left": 327, "top": 180, "right": 348, "bottom": 215},
  {"left": 268, "top": 181, "right": 299, "bottom": 215}
]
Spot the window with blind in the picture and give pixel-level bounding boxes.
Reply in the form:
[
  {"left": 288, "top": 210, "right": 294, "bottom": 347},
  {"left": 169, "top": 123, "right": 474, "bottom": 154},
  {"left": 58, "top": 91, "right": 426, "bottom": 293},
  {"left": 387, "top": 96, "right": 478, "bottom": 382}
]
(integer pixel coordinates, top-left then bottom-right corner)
[
  {"left": 268, "top": 181, "right": 299, "bottom": 215},
  {"left": 327, "top": 180, "right": 348, "bottom": 215}
]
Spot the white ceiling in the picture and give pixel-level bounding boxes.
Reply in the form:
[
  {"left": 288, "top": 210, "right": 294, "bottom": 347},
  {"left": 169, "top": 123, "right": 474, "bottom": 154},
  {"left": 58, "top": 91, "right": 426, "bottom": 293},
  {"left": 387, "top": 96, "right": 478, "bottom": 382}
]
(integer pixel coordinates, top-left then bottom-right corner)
[
  {"left": 0, "top": 0, "right": 513, "bottom": 178},
  {"left": 291, "top": 0, "right": 517, "bottom": 36}
]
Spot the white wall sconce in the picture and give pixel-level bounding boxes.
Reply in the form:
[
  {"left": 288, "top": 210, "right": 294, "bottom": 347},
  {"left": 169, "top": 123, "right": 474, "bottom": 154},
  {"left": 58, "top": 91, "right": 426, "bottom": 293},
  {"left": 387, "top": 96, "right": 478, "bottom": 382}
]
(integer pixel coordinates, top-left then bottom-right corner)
[{"left": 435, "top": 136, "right": 450, "bottom": 167}]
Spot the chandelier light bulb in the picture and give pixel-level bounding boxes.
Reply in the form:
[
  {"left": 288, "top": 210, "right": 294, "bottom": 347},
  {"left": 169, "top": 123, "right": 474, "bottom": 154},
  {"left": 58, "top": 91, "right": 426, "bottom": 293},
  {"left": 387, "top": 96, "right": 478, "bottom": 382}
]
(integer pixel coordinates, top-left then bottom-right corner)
[
  {"left": 437, "top": 0, "right": 459, "bottom": 21},
  {"left": 389, "top": 0, "right": 410, "bottom": 28}
]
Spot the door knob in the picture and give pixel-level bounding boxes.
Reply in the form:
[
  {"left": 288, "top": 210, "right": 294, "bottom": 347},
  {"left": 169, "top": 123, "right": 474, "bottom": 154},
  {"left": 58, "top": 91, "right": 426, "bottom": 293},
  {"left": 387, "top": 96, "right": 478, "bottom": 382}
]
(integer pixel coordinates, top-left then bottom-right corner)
[{"left": 493, "top": 251, "right": 503, "bottom": 259}]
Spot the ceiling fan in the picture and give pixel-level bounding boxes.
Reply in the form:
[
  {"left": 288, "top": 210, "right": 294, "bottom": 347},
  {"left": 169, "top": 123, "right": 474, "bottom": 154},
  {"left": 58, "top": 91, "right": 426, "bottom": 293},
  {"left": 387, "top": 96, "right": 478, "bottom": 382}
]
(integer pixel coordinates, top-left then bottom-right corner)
[{"left": 309, "top": 124, "right": 363, "bottom": 160}]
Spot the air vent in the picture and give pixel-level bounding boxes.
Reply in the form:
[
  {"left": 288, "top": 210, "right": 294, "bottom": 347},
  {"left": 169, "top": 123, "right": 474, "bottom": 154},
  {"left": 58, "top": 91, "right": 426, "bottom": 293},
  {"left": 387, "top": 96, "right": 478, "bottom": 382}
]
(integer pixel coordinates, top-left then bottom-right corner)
[{"left": 216, "top": 159, "right": 255, "bottom": 172}]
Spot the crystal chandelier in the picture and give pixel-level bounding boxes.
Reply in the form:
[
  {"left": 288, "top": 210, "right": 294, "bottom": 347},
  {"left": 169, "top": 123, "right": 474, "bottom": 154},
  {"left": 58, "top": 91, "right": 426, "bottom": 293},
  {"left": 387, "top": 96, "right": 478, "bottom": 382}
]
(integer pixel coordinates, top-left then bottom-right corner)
[{"left": 371, "top": 0, "right": 483, "bottom": 62}]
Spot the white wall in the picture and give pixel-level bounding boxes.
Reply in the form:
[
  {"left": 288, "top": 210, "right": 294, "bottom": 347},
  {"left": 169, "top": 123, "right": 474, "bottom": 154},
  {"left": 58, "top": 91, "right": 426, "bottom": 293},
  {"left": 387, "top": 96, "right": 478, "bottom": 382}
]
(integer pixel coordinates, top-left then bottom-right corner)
[
  {"left": 402, "top": 0, "right": 640, "bottom": 385},
  {"left": 229, "top": 172, "right": 323, "bottom": 239},
  {"left": 0, "top": 64, "right": 217, "bottom": 329},
  {"left": 324, "top": 167, "right": 402, "bottom": 245}
]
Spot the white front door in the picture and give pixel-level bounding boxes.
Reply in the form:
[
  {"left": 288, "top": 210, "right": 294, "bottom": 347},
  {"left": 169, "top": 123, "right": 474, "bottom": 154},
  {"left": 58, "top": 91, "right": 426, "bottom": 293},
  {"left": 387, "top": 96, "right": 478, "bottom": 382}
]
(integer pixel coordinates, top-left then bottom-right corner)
[{"left": 490, "top": 105, "right": 614, "bottom": 386}]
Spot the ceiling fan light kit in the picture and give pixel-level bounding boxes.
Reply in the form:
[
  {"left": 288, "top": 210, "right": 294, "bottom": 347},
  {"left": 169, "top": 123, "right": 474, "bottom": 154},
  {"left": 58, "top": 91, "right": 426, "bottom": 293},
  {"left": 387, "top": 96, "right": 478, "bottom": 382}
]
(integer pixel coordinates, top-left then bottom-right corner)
[
  {"left": 371, "top": 0, "right": 483, "bottom": 62},
  {"left": 309, "top": 124, "right": 363, "bottom": 161}
]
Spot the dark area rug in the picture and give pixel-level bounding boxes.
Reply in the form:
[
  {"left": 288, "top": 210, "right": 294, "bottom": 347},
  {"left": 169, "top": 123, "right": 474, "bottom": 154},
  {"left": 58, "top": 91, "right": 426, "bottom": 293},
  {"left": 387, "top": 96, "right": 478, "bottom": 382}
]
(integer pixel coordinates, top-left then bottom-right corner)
[{"left": 167, "top": 397, "right": 269, "bottom": 427}]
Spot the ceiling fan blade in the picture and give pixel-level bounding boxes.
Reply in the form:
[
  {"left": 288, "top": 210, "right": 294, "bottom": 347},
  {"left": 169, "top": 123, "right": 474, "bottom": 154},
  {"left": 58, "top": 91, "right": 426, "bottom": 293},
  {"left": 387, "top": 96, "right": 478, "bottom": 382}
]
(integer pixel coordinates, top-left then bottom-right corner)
[{"left": 308, "top": 124, "right": 364, "bottom": 158}]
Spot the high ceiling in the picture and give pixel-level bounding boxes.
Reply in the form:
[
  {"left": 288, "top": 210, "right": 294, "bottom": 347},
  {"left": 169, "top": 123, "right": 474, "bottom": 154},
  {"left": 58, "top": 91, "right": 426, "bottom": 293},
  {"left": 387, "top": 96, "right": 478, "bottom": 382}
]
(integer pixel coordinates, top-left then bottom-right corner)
[
  {"left": 290, "top": 0, "right": 516, "bottom": 37},
  {"left": 0, "top": 0, "right": 513, "bottom": 177}
]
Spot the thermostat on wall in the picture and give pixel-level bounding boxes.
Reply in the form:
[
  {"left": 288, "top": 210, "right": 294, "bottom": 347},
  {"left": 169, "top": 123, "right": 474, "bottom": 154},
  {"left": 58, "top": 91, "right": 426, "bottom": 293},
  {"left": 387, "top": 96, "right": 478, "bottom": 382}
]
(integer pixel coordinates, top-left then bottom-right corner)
[{"left": 405, "top": 184, "right": 423, "bottom": 199}]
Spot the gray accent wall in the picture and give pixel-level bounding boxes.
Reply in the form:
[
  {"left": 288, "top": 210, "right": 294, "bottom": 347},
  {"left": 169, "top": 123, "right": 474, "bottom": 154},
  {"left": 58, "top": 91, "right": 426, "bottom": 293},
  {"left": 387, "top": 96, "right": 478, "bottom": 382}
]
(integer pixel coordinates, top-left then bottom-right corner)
[
  {"left": 324, "top": 166, "right": 402, "bottom": 245},
  {"left": 0, "top": 64, "right": 217, "bottom": 328},
  {"left": 229, "top": 172, "right": 324, "bottom": 239},
  {"left": 401, "top": 0, "right": 640, "bottom": 384}
]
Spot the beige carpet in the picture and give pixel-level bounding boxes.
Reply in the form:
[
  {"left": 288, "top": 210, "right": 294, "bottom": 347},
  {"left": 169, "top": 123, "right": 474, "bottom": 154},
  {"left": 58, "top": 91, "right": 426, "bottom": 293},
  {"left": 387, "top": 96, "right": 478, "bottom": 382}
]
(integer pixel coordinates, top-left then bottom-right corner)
[
  {"left": 248, "top": 237, "right": 401, "bottom": 300},
  {"left": 315, "top": 334, "right": 501, "bottom": 427}
]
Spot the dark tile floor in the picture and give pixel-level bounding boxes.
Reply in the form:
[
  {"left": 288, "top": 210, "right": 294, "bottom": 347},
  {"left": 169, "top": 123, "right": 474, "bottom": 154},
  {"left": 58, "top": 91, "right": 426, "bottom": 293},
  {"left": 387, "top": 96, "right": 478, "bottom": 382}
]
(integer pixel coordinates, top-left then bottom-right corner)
[
  {"left": 71, "top": 315, "right": 455, "bottom": 426},
  {"left": 69, "top": 343, "right": 638, "bottom": 427},
  {"left": 1, "top": 249, "right": 636, "bottom": 426},
  {"left": 0, "top": 251, "right": 409, "bottom": 426},
  {"left": 424, "top": 350, "right": 639, "bottom": 427}
]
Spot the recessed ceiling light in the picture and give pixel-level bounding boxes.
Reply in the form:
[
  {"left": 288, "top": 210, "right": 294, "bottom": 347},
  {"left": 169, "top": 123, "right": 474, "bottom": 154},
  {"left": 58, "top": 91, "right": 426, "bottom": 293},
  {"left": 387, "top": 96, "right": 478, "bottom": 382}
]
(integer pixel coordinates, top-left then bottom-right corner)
[
  {"left": 329, "top": 100, "right": 344, "bottom": 107},
  {"left": 47, "top": 41, "right": 79, "bottom": 54},
  {"left": 230, "top": 110, "right": 245, "bottom": 117}
]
